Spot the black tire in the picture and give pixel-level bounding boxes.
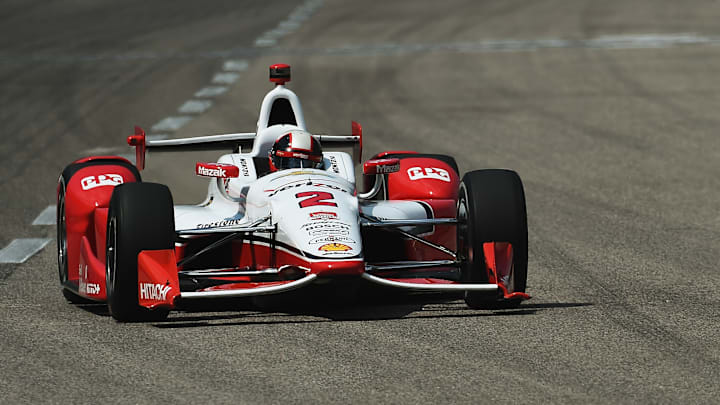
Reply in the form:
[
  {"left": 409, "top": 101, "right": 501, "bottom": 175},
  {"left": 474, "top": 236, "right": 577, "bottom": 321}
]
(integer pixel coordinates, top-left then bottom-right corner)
[
  {"left": 62, "top": 288, "right": 94, "bottom": 304},
  {"left": 57, "top": 181, "right": 69, "bottom": 286},
  {"left": 57, "top": 158, "right": 140, "bottom": 299},
  {"left": 457, "top": 169, "right": 528, "bottom": 309},
  {"left": 106, "top": 183, "right": 175, "bottom": 322}
]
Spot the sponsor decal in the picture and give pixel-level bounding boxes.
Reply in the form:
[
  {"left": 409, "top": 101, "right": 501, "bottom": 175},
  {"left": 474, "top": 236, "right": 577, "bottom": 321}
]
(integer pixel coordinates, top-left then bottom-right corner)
[
  {"left": 196, "top": 219, "right": 244, "bottom": 229},
  {"left": 328, "top": 155, "right": 340, "bottom": 173},
  {"left": 309, "top": 235, "right": 354, "bottom": 244},
  {"left": 78, "top": 265, "right": 100, "bottom": 296},
  {"left": 407, "top": 167, "right": 451, "bottom": 182},
  {"left": 80, "top": 174, "right": 124, "bottom": 191},
  {"left": 196, "top": 163, "right": 239, "bottom": 178},
  {"left": 285, "top": 170, "right": 331, "bottom": 177},
  {"left": 266, "top": 181, "right": 348, "bottom": 197},
  {"left": 139, "top": 283, "right": 172, "bottom": 301},
  {"left": 309, "top": 229, "right": 349, "bottom": 236},
  {"left": 374, "top": 161, "right": 401, "bottom": 174},
  {"left": 301, "top": 222, "right": 350, "bottom": 232},
  {"left": 296, "top": 191, "right": 337, "bottom": 208},
  {"left": 239, "top": 158, "right": 250, "bottom": 177},
  {"left": 309, "top": 211, "right": 337, "bottom": 220},
  {"left": 318, "top": 243, "right": 352, "bottom": 252},
  {"left": 302, "top": 221, "right": 351, "bottom": 236},
  {"left": 85, "top": 283, "right": 100, "bottom": 295},
  {"left": 197, "top": 166, "right": 227, "bottom": 177}
]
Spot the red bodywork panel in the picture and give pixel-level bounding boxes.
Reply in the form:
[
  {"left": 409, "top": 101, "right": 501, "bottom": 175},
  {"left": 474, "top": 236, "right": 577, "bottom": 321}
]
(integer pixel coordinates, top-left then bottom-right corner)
[
  {"left": 73, "top": 156, "right": 134, "bottom": 166},
  {"left": 231, "top": 240, "right": 364, "bottom": 276},
  {"left": 63, "top": 161, "right": 140, "bottom": 293},
  {"left": 126, "top": 126, "right": 147, "bottom": 170},
  {"left": 387, "top": 157, "right": 459, "bottom": 201},
  {"left": 93, "top": 208, "right": 108, "bottom": 263},
  {"left": 137, "top": 250, "right": 181, "bottom": 309},
  {"left": 77, "top": 236, "right": 107, "bottom": 301},
  {"left": 311, "top": 260, "right": 364, "bottom": 276},
  {"left": 483, "top": 242, "right": 531, "bottom": 301}
]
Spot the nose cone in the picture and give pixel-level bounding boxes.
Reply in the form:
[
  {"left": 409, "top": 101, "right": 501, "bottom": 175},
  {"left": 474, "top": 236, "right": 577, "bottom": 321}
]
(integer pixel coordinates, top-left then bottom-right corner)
[{"left": 266, "top": 173, "right": 362, "bottom": 260}]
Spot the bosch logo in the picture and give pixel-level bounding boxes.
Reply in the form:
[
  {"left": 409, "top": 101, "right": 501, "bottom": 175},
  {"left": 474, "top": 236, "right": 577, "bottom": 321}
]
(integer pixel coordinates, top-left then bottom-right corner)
[
  {"left": 407, "top": 167, "right": 451, "bottom": 182},
  {"left": 80, "top": 174, "right": 124, "bottom": 191}
]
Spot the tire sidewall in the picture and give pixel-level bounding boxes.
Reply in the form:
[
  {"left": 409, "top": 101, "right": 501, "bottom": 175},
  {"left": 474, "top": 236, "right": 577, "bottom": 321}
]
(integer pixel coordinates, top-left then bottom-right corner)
[{"left": 458, "top": 169, "right": 528, "bottom": 305}]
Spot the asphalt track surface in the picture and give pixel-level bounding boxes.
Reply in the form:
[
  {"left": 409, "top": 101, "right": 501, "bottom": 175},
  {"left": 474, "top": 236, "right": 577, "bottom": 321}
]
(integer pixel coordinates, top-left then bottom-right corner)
[{"left": 1, "top": 0, "right": 719, "bottom": 403}]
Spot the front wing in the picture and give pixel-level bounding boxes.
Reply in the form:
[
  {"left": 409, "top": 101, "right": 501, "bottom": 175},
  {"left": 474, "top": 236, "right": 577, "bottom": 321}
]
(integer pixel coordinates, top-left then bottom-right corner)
[{"left": 136, "top": 217, "right": 529, "bottom": 310}]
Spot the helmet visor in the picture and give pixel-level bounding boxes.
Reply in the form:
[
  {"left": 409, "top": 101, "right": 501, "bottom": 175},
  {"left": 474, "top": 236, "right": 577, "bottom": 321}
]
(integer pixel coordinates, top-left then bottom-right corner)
[{"left": 273, "top": 156, "right": 323, "bottom": 170}]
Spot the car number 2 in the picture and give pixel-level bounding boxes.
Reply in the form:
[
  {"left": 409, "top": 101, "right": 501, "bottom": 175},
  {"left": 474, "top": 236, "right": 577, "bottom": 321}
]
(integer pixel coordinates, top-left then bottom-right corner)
[{"left": 296, "top": 191, "right": 337, "bottom": 208}]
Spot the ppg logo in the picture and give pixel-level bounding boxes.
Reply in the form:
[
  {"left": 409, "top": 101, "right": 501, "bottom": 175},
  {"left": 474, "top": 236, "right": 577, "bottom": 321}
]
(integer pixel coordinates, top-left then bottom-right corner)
[
  {"left": 80, "top": 174, "right": 124, "bottom": 190},
  {"left": 407, "top": 167, "right": 451, "bottom": 182}
]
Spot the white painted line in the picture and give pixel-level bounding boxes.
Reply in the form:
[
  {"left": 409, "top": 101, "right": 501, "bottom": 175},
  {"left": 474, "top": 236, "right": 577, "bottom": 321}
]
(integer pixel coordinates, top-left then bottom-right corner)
[
  {"left": 302, "top": 33, "right": 720, "bottom": 56},
  {"left": 0, "top": 239, "right": 51, "bottom": 264},
  {"left": 254, "top": 0, "right": 323, "bottom": 48},
  {"left": 151, "top": 116, "right": 193, "bottom": 132},
  {"left": 278, "top": 21, "right": 301, "bottom": 31},
  {"left": 195, "top": 86, "right": 228, "bottom": 97},
  {"left": 13, "top": 32, "right": 720, "bottom": 63},
  {"left": 81, "top": 146, "right": 120, "bottom": 155},
  {"left": 147, "top": 134, "right": 168, "bottom": 141},
  {"left": 263, "top": 28, "right": 285, "bottom": 39},
  {"left": 32, "top": 205, "right": 56, "bottom": 226},
  {"left": 178, "top": 100, "right": 213, "bottom": 114},
  {"left": 211, "top": 73, "right": 239, "bottom": 84},
  {"left": 223, "top": 59, "right": 248, "bottom": 72},
  {"left": 254, "top": 38, "right": 277, "bottom": 47}
]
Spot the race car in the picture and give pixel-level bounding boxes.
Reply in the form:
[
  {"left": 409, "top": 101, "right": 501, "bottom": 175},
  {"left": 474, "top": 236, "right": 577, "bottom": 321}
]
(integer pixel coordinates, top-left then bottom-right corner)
[{"left": 56, "top": 63, "right": 530, "bottom": 321}]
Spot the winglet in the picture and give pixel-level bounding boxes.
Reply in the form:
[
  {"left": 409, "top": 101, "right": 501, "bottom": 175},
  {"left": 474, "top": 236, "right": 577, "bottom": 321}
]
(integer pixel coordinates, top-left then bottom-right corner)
[
  {"left": 352, "top": 121, "right": 362, "bottom": 164},
  {"left": 127, "top": 126, "right": 147, "bottom": 170}
]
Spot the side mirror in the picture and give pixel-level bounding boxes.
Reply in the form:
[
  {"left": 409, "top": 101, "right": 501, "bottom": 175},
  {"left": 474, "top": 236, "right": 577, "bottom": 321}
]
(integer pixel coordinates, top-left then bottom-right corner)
[
  {"left": 195, "top": 162, "right": 239, "bottom": 178},
  {"left": 363, "top": 158, "right": 400, "bottom": 175}
]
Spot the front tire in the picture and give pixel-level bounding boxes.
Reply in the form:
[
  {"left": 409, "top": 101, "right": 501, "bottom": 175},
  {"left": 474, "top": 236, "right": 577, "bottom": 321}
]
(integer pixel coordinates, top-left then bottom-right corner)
[
  {"left": 106, "top": 183, "right": 175, "bottom": 322},
  {"left": 457, "top": 169, "right": 528, "bottom": 309}
]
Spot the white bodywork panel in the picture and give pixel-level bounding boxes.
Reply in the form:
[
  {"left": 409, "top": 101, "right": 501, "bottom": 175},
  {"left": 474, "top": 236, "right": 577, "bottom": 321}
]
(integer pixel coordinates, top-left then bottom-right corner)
[{"left": 171, "top": 81, "right": 426, "bottom": 259}]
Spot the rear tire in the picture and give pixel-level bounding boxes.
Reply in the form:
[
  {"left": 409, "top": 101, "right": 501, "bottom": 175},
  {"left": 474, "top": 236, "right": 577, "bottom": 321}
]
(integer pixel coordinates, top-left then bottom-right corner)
[
  {"left": 457, "top": 169, "right": 528, "bottom": 309},
  {"left": 106, "top": 183, "right": 175, "bottom": 322},
  {"left": 57, "top": 181, "right": 69, "bottom": 285}
]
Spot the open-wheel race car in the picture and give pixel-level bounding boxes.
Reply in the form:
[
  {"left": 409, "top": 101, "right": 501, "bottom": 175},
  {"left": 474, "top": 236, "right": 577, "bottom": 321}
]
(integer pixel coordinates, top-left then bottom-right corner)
[{"left": 57, "top": 63, "right": 530, "bottom": 321}]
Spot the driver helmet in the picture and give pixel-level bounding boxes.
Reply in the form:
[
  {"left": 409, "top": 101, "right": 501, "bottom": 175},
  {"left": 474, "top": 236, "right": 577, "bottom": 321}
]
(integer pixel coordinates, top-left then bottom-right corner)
[{"left": 269, "top": 129, "right": 324, "bottom": 171}]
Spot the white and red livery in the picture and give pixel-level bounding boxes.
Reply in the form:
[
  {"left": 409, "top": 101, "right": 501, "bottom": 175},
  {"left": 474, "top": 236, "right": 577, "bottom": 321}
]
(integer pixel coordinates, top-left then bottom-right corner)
[{"left": 57, "top": 64, "right": 530, "bottom": 321}]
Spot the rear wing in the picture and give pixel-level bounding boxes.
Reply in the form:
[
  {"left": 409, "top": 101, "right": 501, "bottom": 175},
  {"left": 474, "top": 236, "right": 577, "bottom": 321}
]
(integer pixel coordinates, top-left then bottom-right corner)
[{"left": 127, "top": 121, "right": 362, "bottom": 170}]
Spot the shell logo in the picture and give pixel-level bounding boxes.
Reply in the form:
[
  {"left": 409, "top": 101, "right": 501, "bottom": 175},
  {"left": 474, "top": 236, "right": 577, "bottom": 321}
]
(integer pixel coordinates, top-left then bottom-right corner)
[{"left": 318, "top": 243, "right": 352, "bottom": 252}]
